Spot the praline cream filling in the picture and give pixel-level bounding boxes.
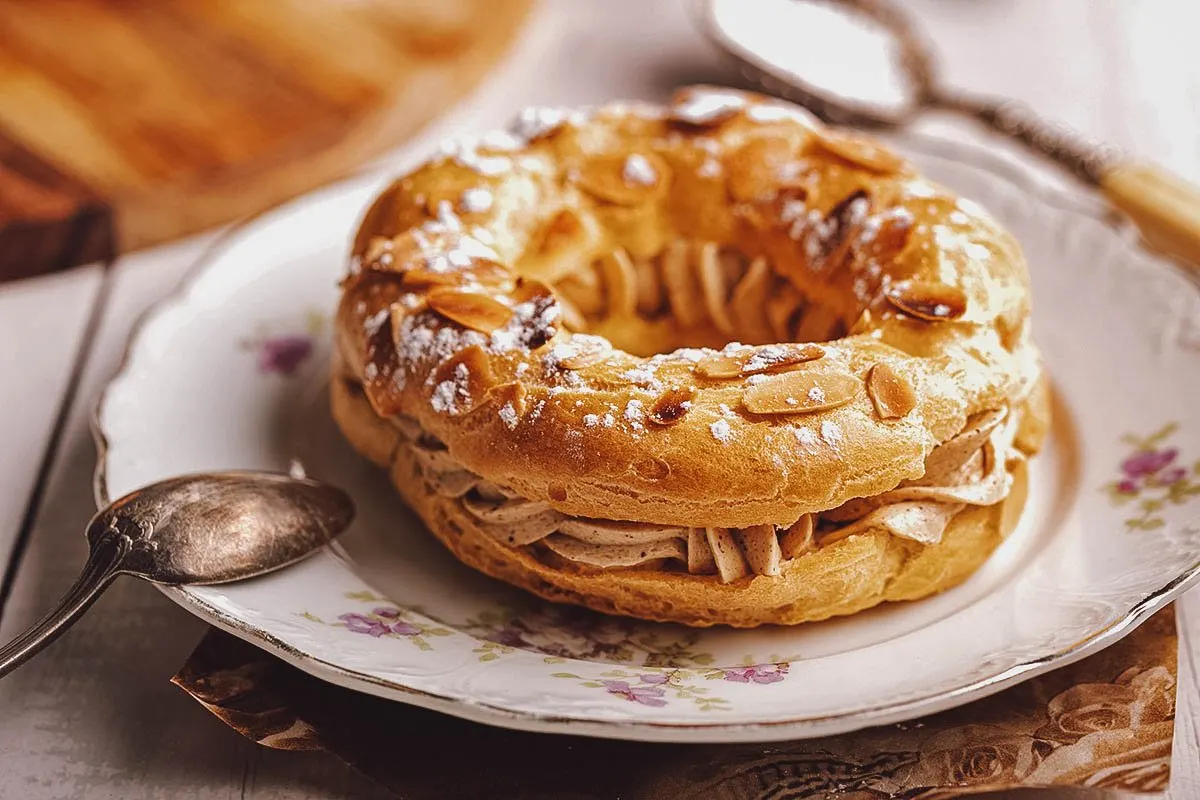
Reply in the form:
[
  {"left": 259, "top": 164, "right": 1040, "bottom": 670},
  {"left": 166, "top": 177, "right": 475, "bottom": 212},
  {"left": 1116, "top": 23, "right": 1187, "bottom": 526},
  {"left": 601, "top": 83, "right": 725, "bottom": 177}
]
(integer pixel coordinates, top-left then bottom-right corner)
[{"left": 392, "top": 404, "right": 1022, "bottom": 583}]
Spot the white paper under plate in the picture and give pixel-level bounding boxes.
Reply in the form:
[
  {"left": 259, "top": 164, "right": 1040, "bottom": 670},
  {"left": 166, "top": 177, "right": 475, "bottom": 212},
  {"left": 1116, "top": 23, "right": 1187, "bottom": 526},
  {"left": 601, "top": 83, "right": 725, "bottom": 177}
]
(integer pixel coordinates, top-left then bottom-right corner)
[{"left": 94, "top": 132, "right": 1200, "bottom": 743}]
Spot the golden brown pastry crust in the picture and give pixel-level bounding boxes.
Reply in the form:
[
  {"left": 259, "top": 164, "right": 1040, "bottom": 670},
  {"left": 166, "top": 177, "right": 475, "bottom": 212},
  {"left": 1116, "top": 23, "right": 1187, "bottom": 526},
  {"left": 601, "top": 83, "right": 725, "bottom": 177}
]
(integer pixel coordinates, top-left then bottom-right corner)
[
  {"left": 333, "top": 86, "right": 1046, "bottom": 626},
  {"left": 332, "top": 373, "right": 1033, "bottom": 626},
  {"left": 336, "top": 87, "right": 1040, "bottom": 528}
]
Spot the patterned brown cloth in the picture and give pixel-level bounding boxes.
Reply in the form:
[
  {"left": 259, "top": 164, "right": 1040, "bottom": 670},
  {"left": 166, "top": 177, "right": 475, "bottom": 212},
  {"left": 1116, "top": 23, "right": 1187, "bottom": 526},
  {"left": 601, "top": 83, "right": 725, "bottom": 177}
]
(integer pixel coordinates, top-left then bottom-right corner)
[{"left": 172, "top": 607, "right": 1177, "bottom": 799}]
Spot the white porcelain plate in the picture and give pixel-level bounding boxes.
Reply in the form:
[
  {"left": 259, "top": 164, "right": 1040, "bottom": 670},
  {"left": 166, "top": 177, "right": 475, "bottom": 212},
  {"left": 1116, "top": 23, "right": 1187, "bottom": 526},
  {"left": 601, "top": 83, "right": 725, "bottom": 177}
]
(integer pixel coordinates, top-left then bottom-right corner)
[{"left": 95, "top": 133, "right": 1200, "bottom": 743}]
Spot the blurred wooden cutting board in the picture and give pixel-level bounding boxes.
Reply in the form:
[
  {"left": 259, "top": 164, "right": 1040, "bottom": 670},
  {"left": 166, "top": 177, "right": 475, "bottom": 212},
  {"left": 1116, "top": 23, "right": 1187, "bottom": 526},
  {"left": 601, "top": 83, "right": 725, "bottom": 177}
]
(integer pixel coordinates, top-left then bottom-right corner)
[{"left": 0, "top": 0, "right": 531, "bottom": 282}]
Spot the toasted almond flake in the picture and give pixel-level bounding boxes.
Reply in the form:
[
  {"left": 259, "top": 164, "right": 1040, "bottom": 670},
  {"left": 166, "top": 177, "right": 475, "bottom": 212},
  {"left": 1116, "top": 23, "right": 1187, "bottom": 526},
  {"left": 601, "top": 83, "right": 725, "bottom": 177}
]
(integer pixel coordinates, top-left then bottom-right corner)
[
  {"left": 487, "top": 381, "right": 528, "bottom": 418},
  {"left": 885, "top": 281, "right": 968, "bottom": 321},
  {"left": 743, "top": 370, "right": 861, "bottom": 415},
  {"left": 429, "top": 346, "right": 496, "bottom": 414},
  {"left": 696, "top": 343, "right": 825, "bottom": 379},
  {"left": 550, "top": 335, "right": 612, "bottom": 370},
  {"left": 402, "top": 258, "right": 509, "bottom": 290},
  {"left": 812, "top": 130, "right": 904, "bottom": 174},
  {"left": 867, "top": 363, "right": 917, "bottom": 419},
  {"left": 428, "top": 289, "right": 513, "bottom": 333},
  {"left": 648, "top": 386, "right": 696, "bottom": 427},
  {"left": 574, "top": 152, "right": 669, "bottom": 205}
]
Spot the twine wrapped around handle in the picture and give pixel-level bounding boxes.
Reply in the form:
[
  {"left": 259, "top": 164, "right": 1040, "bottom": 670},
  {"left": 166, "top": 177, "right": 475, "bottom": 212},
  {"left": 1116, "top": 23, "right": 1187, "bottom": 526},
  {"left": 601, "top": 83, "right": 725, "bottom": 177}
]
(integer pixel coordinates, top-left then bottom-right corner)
[
  {"left": 936, "top": 92, "right": 1200, "bottom": 271},
  {"left": 936, "top": 92, "right": 1119, "bottom": 184}
]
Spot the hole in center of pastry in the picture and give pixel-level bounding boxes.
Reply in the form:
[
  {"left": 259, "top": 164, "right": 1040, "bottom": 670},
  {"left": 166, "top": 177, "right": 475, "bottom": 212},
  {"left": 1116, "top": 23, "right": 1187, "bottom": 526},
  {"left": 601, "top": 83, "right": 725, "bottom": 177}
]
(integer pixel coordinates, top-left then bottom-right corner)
[{"left": 546, "top": 240, "right": 850, "bottom": 358}]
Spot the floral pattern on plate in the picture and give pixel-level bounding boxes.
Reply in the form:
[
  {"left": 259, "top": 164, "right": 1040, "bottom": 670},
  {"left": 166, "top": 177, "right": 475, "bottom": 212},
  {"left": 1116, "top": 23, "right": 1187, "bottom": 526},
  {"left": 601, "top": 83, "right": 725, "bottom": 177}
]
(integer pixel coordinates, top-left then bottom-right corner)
[
  {"left": 1104, "top": 423, "right": 1200, "bottom": 531},
  {"left": 240, "top": 310, "right": 326, "bottom": 376}
]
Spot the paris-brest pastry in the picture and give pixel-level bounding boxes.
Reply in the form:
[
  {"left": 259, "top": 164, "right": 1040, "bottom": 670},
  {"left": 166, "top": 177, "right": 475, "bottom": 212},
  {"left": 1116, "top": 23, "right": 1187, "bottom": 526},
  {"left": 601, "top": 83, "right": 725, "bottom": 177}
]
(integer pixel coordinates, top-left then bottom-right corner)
[{"left": 333, "top": 86, "right": 1048, "bottom": 627}]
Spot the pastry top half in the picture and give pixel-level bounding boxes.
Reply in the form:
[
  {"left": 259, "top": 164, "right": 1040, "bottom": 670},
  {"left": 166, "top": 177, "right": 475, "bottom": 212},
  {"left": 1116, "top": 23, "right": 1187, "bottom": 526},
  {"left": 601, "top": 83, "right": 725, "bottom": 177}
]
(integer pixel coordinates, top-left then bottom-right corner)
[{"left": 337, "top": 86, "right": 1041, "bottom": 536}]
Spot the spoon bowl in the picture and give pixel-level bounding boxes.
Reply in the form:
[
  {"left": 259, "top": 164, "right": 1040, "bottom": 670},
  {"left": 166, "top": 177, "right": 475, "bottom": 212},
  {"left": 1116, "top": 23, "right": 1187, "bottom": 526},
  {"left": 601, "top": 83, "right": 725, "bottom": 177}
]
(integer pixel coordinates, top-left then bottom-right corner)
[
  {"left": 0, "top": 471, "right": 355, "bottom": 678},
  {"left": 97, "top": 471, "right": 355, "bottom": 584}
]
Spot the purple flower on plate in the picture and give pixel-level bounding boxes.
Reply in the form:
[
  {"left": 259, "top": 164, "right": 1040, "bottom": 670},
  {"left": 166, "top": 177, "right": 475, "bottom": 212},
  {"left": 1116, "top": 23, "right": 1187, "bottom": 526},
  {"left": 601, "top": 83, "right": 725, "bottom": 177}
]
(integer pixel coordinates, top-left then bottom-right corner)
[
  {"left": 339, "top": 611, "right": 419, "bottom": 638},
  {"left": 257, "top": 335, "right": 313, "bottom": 375},
  {"left": 1116, "top": 479, "right": 1140, "bottom": 494},
  {"left": 639, "top": 673, "right": 669, "bottom": 685},
  {"left": 1121, "top": 448, "right": 1178, "bottom": 479},
  {"left": 1153, "top": 467, "right": 1187, "bottom": 487},
  {"left": 373, "top": 606, "right": 401, "bottom": 619},
  {"left": 722, "top": 664, "right": 788, "bottom": 684},
  {"left": 603, "top": 680, "right": 668, "bottom": 707}
]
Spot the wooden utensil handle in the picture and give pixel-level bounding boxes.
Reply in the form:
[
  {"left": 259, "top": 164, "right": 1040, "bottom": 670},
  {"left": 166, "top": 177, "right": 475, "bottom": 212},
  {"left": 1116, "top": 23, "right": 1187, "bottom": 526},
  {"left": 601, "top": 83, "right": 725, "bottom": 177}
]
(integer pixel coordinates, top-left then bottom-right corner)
[{"left": 1101, "top": 162, "right": 1200, "bottom": 271}]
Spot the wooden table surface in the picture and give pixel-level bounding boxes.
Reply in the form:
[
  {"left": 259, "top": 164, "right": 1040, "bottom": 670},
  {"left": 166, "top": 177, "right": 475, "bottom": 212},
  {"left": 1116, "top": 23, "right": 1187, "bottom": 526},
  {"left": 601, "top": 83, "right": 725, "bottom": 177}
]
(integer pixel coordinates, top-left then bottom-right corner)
[{"left": 1, "top": 2, "right": 1197, "bottom": 797}]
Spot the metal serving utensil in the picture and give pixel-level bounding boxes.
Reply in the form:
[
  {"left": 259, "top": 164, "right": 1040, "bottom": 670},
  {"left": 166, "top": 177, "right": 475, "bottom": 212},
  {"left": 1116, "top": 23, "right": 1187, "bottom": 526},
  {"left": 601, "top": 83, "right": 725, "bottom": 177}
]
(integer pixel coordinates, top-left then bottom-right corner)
[
  {"left": 0, "top": 471, "right": 355, "bottom": 678},
  {"left": 694, "top": 0, "right": 1200, "bottom": 268}
]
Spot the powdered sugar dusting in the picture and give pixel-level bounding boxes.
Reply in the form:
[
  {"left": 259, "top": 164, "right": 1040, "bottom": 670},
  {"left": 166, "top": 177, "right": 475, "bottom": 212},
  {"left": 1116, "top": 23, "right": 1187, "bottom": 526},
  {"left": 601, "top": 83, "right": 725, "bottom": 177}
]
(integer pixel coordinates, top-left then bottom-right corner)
[
  {"left": 794, "top": 426, "right": 821, "bottom": 451},
  {"left": 511, "top": 106, "right": 586, "bottom": 141},
  {"left": 821, "top": 420, "right": 842, "bottom": 446},
  {"left": 622, "top": 154, "right": 657, "bottom": 186},
  {"left": 672, "top": 89, "right": 746, "bottom": 125},
  {"left": 746, "top": 103, "right": 817, "bottom": 127},
  {"left": 460, "top": 188, "right": 493, "bottom": 214},
  {"left": 437, "top": 137, "right": 512, "bottom": 177},
  {"left": 624, "top": 399, "right": 645, "bottom": 430},
  {"left": 498, "top": 403, "right": 519, "bottom": 429},
  {"left": 710, "top": 419, "right": 733, "bottom": 443}
]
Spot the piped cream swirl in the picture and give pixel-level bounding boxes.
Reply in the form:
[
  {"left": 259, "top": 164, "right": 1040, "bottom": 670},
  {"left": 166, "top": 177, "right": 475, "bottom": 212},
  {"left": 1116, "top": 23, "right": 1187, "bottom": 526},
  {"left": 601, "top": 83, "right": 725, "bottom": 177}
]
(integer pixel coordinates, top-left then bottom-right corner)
[{"left": 391, "top": 405, "right": 1021, "bottom": 583}]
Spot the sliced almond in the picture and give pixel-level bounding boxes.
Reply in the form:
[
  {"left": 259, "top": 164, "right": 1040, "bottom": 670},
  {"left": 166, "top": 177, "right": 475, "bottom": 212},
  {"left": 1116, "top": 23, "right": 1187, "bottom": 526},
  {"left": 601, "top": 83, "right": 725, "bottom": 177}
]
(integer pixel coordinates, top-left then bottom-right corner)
[
  {"left": 400, "top": 258, "right": 509, "bottom": 290},
  {"left": 430, "top": 345, "right": 496, "bottom": 413},
  {"left": 726, "top": 135, "right": 798, "bottom": 202},
  {"left": 574, "top": 152, "right": 669, "bottom": 206},
  {"left": 885, "top": 281, "right": 968, "bottom": 321},
  {"left": 696, "top": 343, "right": 825, "bottom": 379},
  {"left": 428, "top": 289, "right": 513, "bottom": 333},
  {"left": 400, "top": 268, "right": 465, "bottom": 289},
  {"left": 548, "top": 334, "right": 612, "bottom": 370},
  {"left": 812, "top": 129, "right": 904, "bottom": 174},
  {"left": 866, "top": 363, "right": 917, "bottom": 419},
  {"left": 510, "top": 278, "right": 560, "bottom": 348},
  {"left": 487, "top": 381, "right": 528, "bottom": 418},
  {"left": 743, "top": 370, "right": 861, "bottom": 415},
  {"left": 648, "top": 386, "right": 696, "bottom": 427}
]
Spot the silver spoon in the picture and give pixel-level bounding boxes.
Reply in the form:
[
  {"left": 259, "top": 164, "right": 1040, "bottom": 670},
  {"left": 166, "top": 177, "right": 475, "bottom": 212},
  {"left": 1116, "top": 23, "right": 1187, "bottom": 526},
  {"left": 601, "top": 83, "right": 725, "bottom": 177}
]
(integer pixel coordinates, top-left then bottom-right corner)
[
  {"left": 694, "top": 0, "right": 1200, "bottom": 269},
  {"left": 0, "top": 471, "right": 354, "bottom": 677}
]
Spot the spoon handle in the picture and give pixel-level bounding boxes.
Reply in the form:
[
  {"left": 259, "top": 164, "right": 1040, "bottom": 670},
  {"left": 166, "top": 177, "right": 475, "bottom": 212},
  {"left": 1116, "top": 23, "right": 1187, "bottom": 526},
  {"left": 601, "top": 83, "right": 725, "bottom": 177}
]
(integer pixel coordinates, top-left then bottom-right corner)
[
  {"left": 934, "top": 92, "right": 1115, "bottom": 185},
  {"left": 0, "top": 533, "right": 126, "bottom": 678},
  {"left": 938, "top": 92, "right": 1200, "bottom": 271}
]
